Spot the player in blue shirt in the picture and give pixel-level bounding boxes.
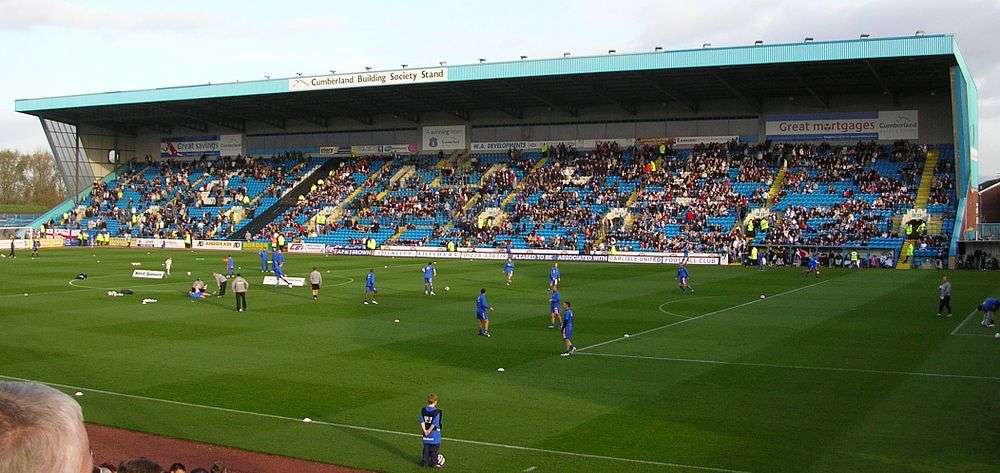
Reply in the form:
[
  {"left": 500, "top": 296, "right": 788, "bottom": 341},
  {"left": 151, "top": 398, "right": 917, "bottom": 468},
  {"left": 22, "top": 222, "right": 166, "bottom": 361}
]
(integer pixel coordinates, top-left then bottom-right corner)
[
  {"left": 548, "top": 262, "right": 561, "bottom": 292},
  {"left": 225, "top": 254, "right": 235, "bottom": 277},
  {"left": 548, "top": 290, "right": 561, "bottom": 329},
  {"left": 419, "top": 393, "right": 443, "bottom": 468},
  {"left": 31, "top": 238, "right": 40, "bottom": 258},
  {"left": 504, "top": 257, "right": 515, "bottom": 286},
  {"left": 423, "top": 262, "right": 437, "bottom": 295},
  {"left": 272, "top": 250, "right": 292, "bottom": 288},
  {"left": 560, "top": 301, "right": 576, "bottom": 356},
  {"left": 979, "top": 297, "right": 999, "bottom": 328},
  {"left": 258, "top": 249, "right": 269, "bottom": 272},
  {"left": 677, "top": 263, "right": 692, "bottom": 292},
  {"left": 364, "top": 268, "right": 378, "bottom": 305},
  {"left": 803, "top": 253, "right": 820, "bottom": 277},
  {"left": 476, "top": 288, "right": 494, "bottom": 337}
]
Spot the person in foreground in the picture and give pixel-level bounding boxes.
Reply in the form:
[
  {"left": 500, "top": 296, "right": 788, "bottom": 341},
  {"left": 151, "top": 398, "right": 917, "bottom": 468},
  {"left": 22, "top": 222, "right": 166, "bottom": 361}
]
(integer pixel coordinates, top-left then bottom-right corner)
[
  {"left": 0, "top": 381, "right": 93, "bottom": 473},
  {"left": 560, "top": 301, "right": 577, "bottom": 356},
  {"left": 419, "top": 393, "right": 444, "bottom": 468}
]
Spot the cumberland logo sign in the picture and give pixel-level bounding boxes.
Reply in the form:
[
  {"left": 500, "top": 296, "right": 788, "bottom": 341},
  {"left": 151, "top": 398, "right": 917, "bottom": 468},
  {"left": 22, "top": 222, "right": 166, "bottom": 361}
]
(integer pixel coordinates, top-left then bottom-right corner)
[{"left": 289, "top": 68, "right": 447, "bottom": 91}]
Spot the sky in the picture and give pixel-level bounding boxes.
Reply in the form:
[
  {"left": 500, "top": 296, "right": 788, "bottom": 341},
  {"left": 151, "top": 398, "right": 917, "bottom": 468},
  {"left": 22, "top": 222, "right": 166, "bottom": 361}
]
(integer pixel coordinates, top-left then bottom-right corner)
[{"left": 1, "top": 0, "right": 997, "bottom": 178}]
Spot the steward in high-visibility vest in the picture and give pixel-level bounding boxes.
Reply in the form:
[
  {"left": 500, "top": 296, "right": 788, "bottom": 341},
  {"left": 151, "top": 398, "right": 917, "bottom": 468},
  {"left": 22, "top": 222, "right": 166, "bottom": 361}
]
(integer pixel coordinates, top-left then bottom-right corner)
[
  {"left": 446, "top": 241, "right": 456, "bottom": 252},
  {"left": 749, "top": 247, "right": 758, "bottom": 265},
  {"left": 366, "top": 238, "right": 377, "bottom": 250},
  {"left": 316, "top": 214, "right": 327, "bottom": 226},
  {"left": 850, "top": 250, "right": 859, "bottom": 268},
  {"left": 658, "top": 143, "right": 666, "bottom": 156},
  {"left": 277, "top": 234, "right": 286, "bottom": 250},
  {"left": 184, "top": 233, "right": 192, "bottom": 248},
  {"left": 759, "top": 218, "right": 769, "bottom": 232}
]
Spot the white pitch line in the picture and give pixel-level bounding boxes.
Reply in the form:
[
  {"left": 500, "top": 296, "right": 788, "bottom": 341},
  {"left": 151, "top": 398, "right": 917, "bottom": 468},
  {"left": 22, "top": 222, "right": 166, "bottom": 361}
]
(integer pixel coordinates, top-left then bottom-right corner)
[
  {"left": 0, "top": 374, "right": 749, "bottom": 473},
  {"left": 950, "top": 308, "right": 981, "bottom": 336},
  {"left": 578, "top": 279, "right": 832, "bottom": 352},
  {"left": 575, "top": 352, "right": 1000, "bottom": 382}
]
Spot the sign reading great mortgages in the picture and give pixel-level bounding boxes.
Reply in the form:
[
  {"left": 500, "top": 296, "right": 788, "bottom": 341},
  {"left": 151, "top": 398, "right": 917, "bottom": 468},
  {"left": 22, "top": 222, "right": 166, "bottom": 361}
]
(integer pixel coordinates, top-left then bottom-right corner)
[
  {"left": 160, "top": 135, "right": 243, "bottom": 158},
  {"left": 289, "top": 67, "right": 447, "bottom": 91},
  {"left": 765, "top": 110, "right": 918, "bottom": 141}
]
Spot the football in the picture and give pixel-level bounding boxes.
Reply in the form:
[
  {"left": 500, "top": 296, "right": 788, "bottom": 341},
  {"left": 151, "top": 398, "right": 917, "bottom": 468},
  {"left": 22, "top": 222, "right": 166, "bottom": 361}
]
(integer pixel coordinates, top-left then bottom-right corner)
[
  {"left": 444, "top": 286, "right": 450, "bottom": 292},
  {"left": 437, "top": 454, "right": 445, "bottom": 467},
  {"left": 994, "top": 332, "right": 999, "bottom": 339}
]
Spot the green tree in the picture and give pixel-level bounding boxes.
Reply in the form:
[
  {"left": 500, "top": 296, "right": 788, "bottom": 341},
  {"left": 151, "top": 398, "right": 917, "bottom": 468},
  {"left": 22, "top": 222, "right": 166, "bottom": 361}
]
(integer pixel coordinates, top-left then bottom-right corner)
[{"left": 0, "top": 149, "right": 65, "bottom": 207}]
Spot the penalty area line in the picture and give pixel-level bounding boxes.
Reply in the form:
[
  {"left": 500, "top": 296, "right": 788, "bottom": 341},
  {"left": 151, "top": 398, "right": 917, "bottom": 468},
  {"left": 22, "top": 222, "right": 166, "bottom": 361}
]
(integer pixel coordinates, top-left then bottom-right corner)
[
  {"left": 0, "top": 373, "right": 749, "bottom": 473},
  {"left": 578, "top": 278, "right": 832, "bottom": 353},
  {"left": 575, "top": 352, "right": 1000, "bottom": 382}
]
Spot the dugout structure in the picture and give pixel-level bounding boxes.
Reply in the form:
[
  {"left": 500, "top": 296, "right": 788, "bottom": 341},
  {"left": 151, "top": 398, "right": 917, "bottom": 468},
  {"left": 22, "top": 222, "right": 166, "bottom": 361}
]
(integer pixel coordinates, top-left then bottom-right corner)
[{"left": 14, "top": 34, "right": 980, "bottom": 260}]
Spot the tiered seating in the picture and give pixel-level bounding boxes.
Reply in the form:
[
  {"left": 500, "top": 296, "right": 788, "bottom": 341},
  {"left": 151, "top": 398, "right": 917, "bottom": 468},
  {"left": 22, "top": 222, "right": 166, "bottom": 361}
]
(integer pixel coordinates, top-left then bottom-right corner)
[
  {"left": 762, "top": 142, "right": 926, "bottom": 250},
  {"left": 56, "top": 154, "right": 320, "bottom": 239}
]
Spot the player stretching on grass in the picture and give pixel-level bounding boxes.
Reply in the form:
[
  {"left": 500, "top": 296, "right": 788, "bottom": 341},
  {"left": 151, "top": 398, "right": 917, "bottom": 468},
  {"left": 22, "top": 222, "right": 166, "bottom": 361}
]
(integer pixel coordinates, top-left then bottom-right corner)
[
  {"left": 364, "top": 269, "right": 378, "bottom": 305},
  {"left": 677, "top": 263, "right": 693, "bottom": 293},
  {"left": 560, "top": 301, "right": 577, "bottom": 356},
  {"left": 979, "top": 297, "right": 998, "bottom": 328},
  {"left": 504, "top": 257, "right": 514, "bottom": 286},
  {"left": 548, "top": 262, "right": 561, "bottom": 292},
  {"left": 476, "top": 288, "right": 494, "bottom": 337},
  {"left": 548, "top": 289, "right": 561, "bottom": 329},
  {"left": 803, "top": 253, "right": 820, "bottom": 277},
  {"left": 423, "top": 262, "right": 436, "bottom": 295}
]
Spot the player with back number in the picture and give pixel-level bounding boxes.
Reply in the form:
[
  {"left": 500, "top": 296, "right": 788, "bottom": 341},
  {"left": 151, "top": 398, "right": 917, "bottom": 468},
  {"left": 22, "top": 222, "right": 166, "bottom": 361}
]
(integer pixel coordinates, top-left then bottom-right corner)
[
  {"left": 423, "top": 261, "right": 436, "bottom": 296},
  {"left": 549, "top": 262, "right": 561, "bottom": 292},
  {"left": 504, "top": 257, "right": 514, "bottom": 286},
  {"left": 419, "top": 394, "right": 444, "bottom": 468},
  {"left": 548, "top": 289, "right": 561, "bottom": 329}
]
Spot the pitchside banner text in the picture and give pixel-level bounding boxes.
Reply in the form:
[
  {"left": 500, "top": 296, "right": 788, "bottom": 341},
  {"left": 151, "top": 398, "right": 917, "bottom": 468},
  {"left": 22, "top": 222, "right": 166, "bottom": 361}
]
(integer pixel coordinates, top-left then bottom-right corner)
[{"left": 765, "top": 110, "right": 918, "bottom": 141}]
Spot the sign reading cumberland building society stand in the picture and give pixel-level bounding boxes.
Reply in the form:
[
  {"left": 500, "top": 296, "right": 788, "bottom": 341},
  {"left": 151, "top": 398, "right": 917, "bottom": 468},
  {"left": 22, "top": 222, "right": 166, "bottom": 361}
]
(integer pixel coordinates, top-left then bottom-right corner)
[
  {"left": 765, "top": 110, "right": 918, "bottom": 141},
  {"left": 289, "top": 67, "right": 447, "bottom": 91}
]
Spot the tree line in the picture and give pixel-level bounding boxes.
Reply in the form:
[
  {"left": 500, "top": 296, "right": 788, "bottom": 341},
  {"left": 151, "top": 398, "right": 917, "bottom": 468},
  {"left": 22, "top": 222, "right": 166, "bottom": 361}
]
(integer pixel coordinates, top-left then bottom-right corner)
[{"left": 0, "top": 149, "right": 66, "bottom": 208}]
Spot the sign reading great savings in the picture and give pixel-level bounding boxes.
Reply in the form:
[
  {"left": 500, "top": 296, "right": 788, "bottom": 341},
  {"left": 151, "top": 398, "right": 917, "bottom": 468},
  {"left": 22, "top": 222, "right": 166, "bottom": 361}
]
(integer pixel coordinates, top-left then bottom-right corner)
[
  {"left": 289, "top": 68, "right": 447, "bottom": 91},
  {"left": 766, "top": 110, "right": 918, "bottom": 141}
]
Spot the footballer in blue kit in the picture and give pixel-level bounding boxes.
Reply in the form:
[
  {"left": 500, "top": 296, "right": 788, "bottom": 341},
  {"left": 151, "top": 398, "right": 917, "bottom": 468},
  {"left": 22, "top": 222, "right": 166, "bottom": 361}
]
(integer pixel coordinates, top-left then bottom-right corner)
[
  {"left": 803, "top": 253, "right": 820, "bottom": 277},
  {"left": 423, "top": 262, "right": 436, "bottom": 295},
  {"left": 677, "top": 263, "right": 692, "bottom": 292},
  {"left": 364, "top": 268, "right": 378, "bottom": 305},
  {"left": 548, "top": 290, "right": 561, "bottom": 328},
  {"left": 979, "top": 297, "right": 999, "bottom": 327},
  {"left": 419, "top": 393, "right": 444, "bottom": 468},
  {"left": 476, "top": 288, "right": 493, "bottom": 337},
  {"left": 258, "top": 249, "right": 268, "bottom": 272},
  {"left": 271, "top": 250, "right": 292, "bottom": 287},
  {"left": 226, "top": 254, "right": 235, "bottom": 277},
  {"left": 560, "top": 301, "right": 576, "bottom": 356},
  {"left": 504, "top": 257, "right": 514, "bottom": 285},
  {"left": 548, "top": 262, "right": 561, "bottom": 291}
]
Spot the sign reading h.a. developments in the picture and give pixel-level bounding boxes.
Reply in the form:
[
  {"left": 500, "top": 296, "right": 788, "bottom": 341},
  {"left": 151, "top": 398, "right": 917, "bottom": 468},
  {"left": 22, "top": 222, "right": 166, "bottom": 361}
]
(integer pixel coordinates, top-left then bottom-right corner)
[
  {"left": 765, "top": 111, "right": 918, "bottom": 141},
  {"left": 289, "top": 68, "right": 447, "bottom": 92}
]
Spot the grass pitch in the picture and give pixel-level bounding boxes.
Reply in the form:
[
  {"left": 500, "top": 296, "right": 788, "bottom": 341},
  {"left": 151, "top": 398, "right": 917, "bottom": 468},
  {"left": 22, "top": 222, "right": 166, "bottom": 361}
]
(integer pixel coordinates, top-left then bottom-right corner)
[{"left": 1, "top": 248, "right": 998, "bottom": 472}]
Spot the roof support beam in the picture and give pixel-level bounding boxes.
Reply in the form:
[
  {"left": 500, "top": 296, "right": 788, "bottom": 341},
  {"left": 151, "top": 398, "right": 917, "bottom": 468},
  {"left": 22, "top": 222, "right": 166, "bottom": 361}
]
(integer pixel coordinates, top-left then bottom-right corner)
[
  {"left": 637, "top": 73, "right": 698, "bottom": 113},
  {"left": 784, "top": 66, "right": 828, "bottom": 108},
  {"left": 864, "top": 60, "right": 892, "bottom": 96},
  {"left": 450, "top": 87, "right": 523, "bottom": 119},
  {"left": 571, "top": 77, "right": 637, "bottom": 115},
  {"left": 509, "top": 83, "right": 578, "bottom": 117},
  {"left": 712, "top": 71, "right": 758, "bottom": 112},
  {"left": 390, "top": 88, "right": 468, "bottom": 122}
]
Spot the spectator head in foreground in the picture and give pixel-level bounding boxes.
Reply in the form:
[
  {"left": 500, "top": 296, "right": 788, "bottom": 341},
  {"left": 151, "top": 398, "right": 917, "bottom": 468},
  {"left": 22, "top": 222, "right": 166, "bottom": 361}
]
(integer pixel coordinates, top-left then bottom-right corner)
[
  {"left": 0, "top": 381, "right": 93, "bottom": 473},
  {"left": 117, "top": 458, "right": 164, "bottom": 473},
  {"left": 168, "top": 463, "right": 186, "bottom": 473}
]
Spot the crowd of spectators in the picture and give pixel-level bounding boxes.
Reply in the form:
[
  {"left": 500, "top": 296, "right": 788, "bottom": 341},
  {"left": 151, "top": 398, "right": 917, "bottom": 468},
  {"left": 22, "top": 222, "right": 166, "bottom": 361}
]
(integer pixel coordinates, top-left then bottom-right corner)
[{"left": 763, "top": 199, "right": 890, "bottom": 247}]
